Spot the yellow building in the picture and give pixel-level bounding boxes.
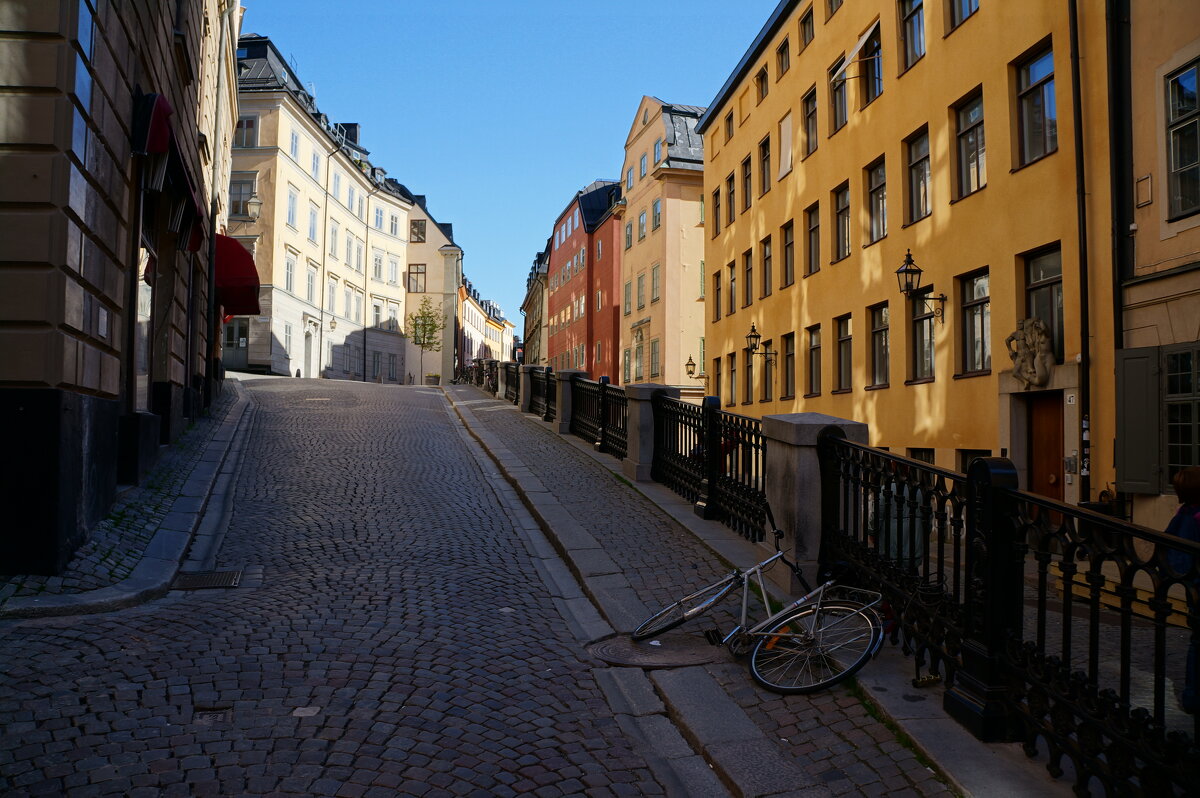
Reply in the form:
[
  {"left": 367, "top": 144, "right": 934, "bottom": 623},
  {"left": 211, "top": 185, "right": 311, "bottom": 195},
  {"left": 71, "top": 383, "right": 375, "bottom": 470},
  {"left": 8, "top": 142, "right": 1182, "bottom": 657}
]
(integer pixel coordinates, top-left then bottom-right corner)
[
  {"left": 699, "top": 0, "right": 1118, "bottom": 504},
  {"left": 618, "top": 98, "right": 708, "bottom": 387}
]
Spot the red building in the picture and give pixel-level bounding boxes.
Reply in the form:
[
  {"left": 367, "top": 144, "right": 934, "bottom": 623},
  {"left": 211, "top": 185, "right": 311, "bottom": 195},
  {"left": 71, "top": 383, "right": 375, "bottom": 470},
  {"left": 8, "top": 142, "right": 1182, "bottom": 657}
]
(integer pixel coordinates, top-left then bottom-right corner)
[{"left": 545, "top": 181, "right": 623, "bottom": 381}]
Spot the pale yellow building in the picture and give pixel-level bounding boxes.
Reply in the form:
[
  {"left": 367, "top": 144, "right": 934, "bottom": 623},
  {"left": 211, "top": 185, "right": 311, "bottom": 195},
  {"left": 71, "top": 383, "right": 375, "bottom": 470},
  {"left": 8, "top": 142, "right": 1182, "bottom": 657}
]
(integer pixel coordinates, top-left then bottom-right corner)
[
  {"left": 699, "top": 0, "right": 1118, "bottom": 505},
  {"left": 618, "top": 98, "right": 708, "bottom": 387}
]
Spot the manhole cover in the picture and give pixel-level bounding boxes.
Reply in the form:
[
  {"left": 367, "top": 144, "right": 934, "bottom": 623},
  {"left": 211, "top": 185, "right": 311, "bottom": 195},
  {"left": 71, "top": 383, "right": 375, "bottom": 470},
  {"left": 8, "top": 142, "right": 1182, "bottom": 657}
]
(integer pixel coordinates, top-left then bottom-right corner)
[
  {"left": 192, "top": 707, "right": 232, "bottom": 725},
  {"left": 587, "top": 632, "right": 729, "bottom": 668},
  {"left": 173, "top": 570, "right": 242, "bottom": 590}
]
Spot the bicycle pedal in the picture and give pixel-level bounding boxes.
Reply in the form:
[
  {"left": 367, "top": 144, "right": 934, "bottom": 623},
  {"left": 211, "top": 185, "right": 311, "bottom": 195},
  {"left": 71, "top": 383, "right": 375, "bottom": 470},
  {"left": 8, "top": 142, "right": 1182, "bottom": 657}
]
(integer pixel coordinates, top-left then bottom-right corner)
[{"left": 703, "top": 629, "right": 723, "bottom": 646}]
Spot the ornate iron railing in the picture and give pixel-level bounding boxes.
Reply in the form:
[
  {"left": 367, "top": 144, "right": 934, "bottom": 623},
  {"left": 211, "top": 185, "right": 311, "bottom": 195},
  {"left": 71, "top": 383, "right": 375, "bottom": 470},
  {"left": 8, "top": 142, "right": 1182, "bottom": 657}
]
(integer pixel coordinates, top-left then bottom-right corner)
[
  {"left": 568, "top": 376, "right": 626, "bottom": 458},
  {"left": 531, "top": 368, "right": 550, "bottom": 419},
  {"left": 503, "top": 363, "right": 518, "bottom": 403},
  {"left": 651, "top": 394, "right": 706, "bottom": 503},
  {"left": 570, "top": 376, "right": 602, "bottom": 443},
  {"left": 544, "top": 372, "right": 556, "bottom": 421},
  {"left": 603, "top": 383, "right": 628, "bottom": 460},
  {"left": 818, "top": 434, "right": 1199, "bottom": 795}
]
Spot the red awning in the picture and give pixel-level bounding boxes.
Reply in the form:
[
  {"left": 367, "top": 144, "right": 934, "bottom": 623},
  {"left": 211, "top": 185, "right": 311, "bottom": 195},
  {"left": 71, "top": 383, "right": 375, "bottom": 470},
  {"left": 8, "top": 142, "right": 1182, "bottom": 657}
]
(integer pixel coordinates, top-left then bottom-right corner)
[
  {"left": 215, "top": 234, "right": 260, "bottom": 316},
  {"left": 131, "top": 93, "right": 174, "bottom": 155}
]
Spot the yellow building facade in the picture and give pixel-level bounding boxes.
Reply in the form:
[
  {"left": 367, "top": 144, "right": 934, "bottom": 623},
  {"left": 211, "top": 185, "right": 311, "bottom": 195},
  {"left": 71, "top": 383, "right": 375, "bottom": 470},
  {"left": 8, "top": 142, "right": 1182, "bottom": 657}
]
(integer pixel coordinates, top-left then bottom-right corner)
[{"left": 699, "top": 0, "right": 1117, "bottom": 504}]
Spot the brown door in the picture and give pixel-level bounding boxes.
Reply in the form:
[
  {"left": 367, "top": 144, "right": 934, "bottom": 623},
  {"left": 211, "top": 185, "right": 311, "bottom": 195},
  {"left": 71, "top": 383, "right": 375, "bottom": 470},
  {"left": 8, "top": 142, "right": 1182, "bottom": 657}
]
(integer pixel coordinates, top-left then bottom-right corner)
[{"left": 1028, "top": 391, "right": 1064, "bottom": 500}]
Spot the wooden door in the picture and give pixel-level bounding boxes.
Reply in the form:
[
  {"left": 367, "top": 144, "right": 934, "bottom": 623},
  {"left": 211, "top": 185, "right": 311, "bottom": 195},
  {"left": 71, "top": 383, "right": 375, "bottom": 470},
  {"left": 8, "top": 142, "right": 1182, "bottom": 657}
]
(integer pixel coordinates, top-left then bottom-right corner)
[{"left": 1028, "top": 391, "right": 1064, "bottom": 500}]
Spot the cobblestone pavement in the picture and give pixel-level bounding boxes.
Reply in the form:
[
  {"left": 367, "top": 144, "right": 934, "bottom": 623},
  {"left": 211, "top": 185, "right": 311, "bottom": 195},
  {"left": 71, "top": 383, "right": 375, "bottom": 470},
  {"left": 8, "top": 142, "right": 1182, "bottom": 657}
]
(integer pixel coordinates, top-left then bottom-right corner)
[
  {"left": 0, "top": 388, "right": 237, "bottom": 605},
  {"left": 0, "top": 380, "right": 664, "bottom": 797},
  {"left": 459, "top": 395, "right": 956, "bottom": 797}
]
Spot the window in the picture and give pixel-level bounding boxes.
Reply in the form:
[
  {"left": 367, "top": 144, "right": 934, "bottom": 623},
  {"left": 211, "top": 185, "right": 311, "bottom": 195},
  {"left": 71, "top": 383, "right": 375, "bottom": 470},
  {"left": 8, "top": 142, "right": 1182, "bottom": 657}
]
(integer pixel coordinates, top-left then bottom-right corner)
[
  {"left": 741, "top": 251, "right": 753, "bottom": 306},
  {"left": 284, "top": 322, "right": 292, "bottom": 355},
  {"left": 388, "top": 259, "right": 398, "bottom": 284},
  {"left": 343, "top": 286, "right": 351, "bottom": 318},
  {"left": 651, "top": 264, "right": 661, "bottom": 302},
  {"left": 830, "top": 59, "right": 848, "bottom": 132},
  {"left": 373, "top": 253, "right": 383, "bottom": 280},
  {"left": 635, "top": 342, "right": 644, "bottom": 380},
  {"left": 727, "top": 262, "right": 737, "bottom": 316},
  {"left": 624, "top": 280, "right": 632, "bottom": 315},
  {"left": 652, "top": 199, "right": 661, "bottom": 229},
  {"left": 805, "top": 203, "right": 821, "bottom": 275},
  {"left": 760, "top": 237, "right": 773, "bottom": 298},
  {"left": 807, "top": 325, "right": 822, "bottom": 395},
  {"left": 712, "top": 189, "right": 721, "bottom": 236},
  {"left": 1166, "top": 346, "right": 1200, "bottom": 478},
  {"left": 957, "top": 94, "right": 986, "bottom": 196},
  {"left": 1018, "top": 48, "right": 1057, "bottom": 165},
  {"left": 654, "top": 138, "right": 663, "bottom": 164},
  {"left": 354, "top": 292, "right": 362, "bottom": 323},
  {"left": 332, "top": 172, "right": 341, "bottom": 199},
  {"left": 908, "top": 448, "right": 935, "bottom": 464},
  {"left": 347, "top": 186, "right": 356, "bottom": 212},
  {"left": 233, "top": 115, "right": 257, "bottom": 147},
  {"left": 870, "top": 304, "right": 889, "bottom": 386},
  {"left": 640, "top": 153, "right": 647, "bottom": 178},
  {"left": 700, "top": 260, "right": 706, "bottom": 298},
  {"left": 306, "top": 266, "right": 316, "bottom": 303},
  {"left": 329, "top": 221, "right": 339, "bottom": 256},
  {"left": 389, "top": 353, "right": 397, "bottom": 380},
  {"left": 285, "top": 254, "right": 295, "bottom": 293},
  {"left": 389, "top": 215, "right": 398, "bottom": 236},
  {"left": 951, "top": 0, "right": 979, "bottom": 28},
  {"left": 345, "top": 236, "right": 352, "bottom": 267},
  {"left": 286, "top": 188, "right": 297, "bottom": 228},
  {"left": 1026, "top": 247, "right": 1063, "bottom": 363},
  {"left": 961, "top": 270, "right": 991, "bottom": 374},
  {"left": 308, "top": 205, "right": 318, "bottom": 242},
  {"left": 229, "top": 175, "right": 255, "bottom": 216},
  {"left": 372, "top": 302, "right": 382, "bottom": 328},
  {"left": 781, "top": 222, "right": 795, "bottom": 287},
  {"left": 756, "top": 66, "right": 769, "bottom": 102},
  {"left": 596, "top": 289, "right": 602, "bottom": 312},
  {"left": 800, "top": 8, "right": 815, "bottom": 47},
  {"left": 374, "top": 208, "right": 384, "bottom": 229},
  {"left": 626, "top": 167, "right": 634, "bottom": 190},
  {"left": 596, "top": 340, "right": 602, "bottom": 365},
  {"left": 713, "top": 357, "right": 722, "bottom": 403},
  {"left": 778, "top": 112, "right": 794, "bottom": 177},
  {"left": 289, "top": 130, "right": 299, "bottom": 159},
  {"left": 834, "top": 315, "right": 852, "bottom": 391},
  {"left": 638, "top": 211, "right": 647, "bottom": 240},
  {"left": 803, "top": 89, "right": 818, "bottom": 156},
  {"left": 712, "top": 272, "right": 721, "bottom": 320},
  {"left": 829, "top": 0, "right": 843, "bottom": 15},
  {"left": 408, "top": 263, "right": 426, "bottom": 293},
  {"left": 777, "top": 40, "right": 791, "bottom": 76},
  {"left": 759, "top": 136, "right": 771, "bottom": 195},
  {"left": 724, "top": 112, "right": 734, "bottom": 141},
  {"left": 901, "top": 0, "right": 925, "bottom": 70},
  {"left": 597, "top": 240, "right": 603, "bottom": 261},
  {"left": 727, "top": 174, "right": 737, "bottom": 224},
  {"left": 651, "top": 339, "right": 661, "bottom": 377},
  {"left": 907, "top": 129, "right": 931, "bottom": 222},
  {"left": 727, "top": 353, "right": 738, "bottom": 405},
  {"left": 782, "top": 333, "right": 796, "bottom": 397},
  {"left": 1168, "top": 60, "right": 1199, "bottom": 218},
  {"left": 911, "top": 288, "right": 935, "bottom": 380},
  {"left": 834, "top": 183, "right": 851, "bottom": 260},
  {"left": 410, "top": 219, "right": 426, "bottom": 243},
  {"left": 327, "top": 277, "right": 337, "bottom": 311},
  {"left": 741, "top": 158, "right": 753, "bottom": 211},
  {"left": 625, "top": 222, "right": 633, "bottom": 249},
  {"left": 623, "top": 349, "right": 631, "bottom": 383},
  {"left": 743, "top": 348, "right": 754, "bottom": 403},
  {"left": 637, "top": 274, "right": 645, "bottom": 308},
  {"left": 356, "top": 242, "right": 363, "bottom": 272},
  {"left": 861, "top": 28, "right": 883, "bottom": 104},
  {"left": 867, "top": 160, "right": 887, "bottom": 243},
  {"left": 311, "top": 152, "right": 320, "bottom": 181}
]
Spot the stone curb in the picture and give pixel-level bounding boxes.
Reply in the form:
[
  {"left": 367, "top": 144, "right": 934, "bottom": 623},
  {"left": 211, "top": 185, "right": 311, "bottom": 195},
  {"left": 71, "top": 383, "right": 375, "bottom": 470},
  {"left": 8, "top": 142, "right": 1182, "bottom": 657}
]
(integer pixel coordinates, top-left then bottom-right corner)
[
  {"left": 445, "top": 387, "right": 1070, "bottom": 798},
  {"left": 0, "top": 382, "right": 252, "bottom": 619}
]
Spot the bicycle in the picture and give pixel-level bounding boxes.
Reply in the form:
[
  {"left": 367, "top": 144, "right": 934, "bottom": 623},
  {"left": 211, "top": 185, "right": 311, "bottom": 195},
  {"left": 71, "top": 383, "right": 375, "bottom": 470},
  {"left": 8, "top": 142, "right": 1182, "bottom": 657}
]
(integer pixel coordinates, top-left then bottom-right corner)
[{"left": 631, "top": 513, "right": 884, "bottom": 695}]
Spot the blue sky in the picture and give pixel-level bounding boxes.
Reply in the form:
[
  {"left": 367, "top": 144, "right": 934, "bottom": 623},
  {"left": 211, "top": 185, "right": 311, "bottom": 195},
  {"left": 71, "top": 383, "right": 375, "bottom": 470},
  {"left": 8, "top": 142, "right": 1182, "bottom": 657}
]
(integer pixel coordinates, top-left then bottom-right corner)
[{"left": 241, "top": 0, "right": 780, "bottom": 325}]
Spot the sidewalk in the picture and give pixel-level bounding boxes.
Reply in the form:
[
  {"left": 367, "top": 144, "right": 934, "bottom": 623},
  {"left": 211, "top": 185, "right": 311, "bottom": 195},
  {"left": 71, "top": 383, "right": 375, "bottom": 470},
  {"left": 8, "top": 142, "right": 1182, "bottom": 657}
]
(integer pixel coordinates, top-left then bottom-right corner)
[
  {"left": 0, "top": 379, "right": 252, "bottom": 618},
  {"left": 445, "top": 385, "right": 1072, "bottom": 798}
]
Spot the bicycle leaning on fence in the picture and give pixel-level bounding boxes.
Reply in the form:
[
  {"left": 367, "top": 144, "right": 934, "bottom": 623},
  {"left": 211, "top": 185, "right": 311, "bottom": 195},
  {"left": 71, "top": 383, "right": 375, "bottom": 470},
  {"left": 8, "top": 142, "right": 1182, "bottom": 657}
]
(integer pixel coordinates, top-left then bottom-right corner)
[{"left": 631, "top": 507, "right": 885, "bottom": 695}]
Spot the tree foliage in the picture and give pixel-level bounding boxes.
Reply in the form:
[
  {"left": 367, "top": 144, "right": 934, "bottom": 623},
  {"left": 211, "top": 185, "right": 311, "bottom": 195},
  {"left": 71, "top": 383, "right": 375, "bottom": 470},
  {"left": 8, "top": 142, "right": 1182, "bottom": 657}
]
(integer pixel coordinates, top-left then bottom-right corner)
[{"left": 406, "top": 296, "right": 444, "bottom": 353}]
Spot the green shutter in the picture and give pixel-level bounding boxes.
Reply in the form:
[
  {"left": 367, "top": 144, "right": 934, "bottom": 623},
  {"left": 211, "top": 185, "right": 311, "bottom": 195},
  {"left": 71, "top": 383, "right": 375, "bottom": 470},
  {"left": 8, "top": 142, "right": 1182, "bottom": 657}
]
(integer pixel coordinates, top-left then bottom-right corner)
[{"left": 1115, "top": 347, "right": 1161, "bottom": 494}]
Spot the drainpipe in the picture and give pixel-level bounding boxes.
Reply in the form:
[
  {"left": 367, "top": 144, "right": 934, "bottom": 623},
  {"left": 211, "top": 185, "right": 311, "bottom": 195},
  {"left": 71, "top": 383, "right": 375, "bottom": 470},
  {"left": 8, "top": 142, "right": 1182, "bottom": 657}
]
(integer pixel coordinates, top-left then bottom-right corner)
[
  {"left": 1068, "top": 0, "right": 1092, "bottom": 502},
  {"left": 206, "top": 0, "right": 238, "bottom": 406},
  {"left": 1106, "top": 0, "right": 1132, "bottom": 367}
]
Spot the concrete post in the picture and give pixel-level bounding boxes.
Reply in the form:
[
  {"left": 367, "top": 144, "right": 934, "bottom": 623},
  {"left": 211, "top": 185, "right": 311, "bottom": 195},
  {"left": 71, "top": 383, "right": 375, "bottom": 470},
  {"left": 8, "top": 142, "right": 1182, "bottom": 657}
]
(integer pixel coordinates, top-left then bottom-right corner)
[
  {"left": 762, "top": 412, "right": 868, "bottom": 588},
  {"left": 497, "top": 361, "right": 510, "bottom": 400},
  {"left": 518, "top": 365, "right": 537, "bottom": 413},
  {"left": 553, "top": 369, "right": 585, "bottom": 435},
  {"left": 622, "top": 383, "right": 679, "bottom": 482},
  {"left": 485, "top": 359, "right": 498, "bottom": 396}
]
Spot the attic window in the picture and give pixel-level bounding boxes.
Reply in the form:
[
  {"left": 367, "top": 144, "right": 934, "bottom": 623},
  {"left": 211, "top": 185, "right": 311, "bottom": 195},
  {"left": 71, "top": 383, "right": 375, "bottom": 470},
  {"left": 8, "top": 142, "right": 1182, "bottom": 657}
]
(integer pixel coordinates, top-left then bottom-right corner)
[
  {"left": 236, "top": 48, "right": 247, "bottom": 58},
  {"left": 643, "top": 109, "right": 649, "bottom": 124}
]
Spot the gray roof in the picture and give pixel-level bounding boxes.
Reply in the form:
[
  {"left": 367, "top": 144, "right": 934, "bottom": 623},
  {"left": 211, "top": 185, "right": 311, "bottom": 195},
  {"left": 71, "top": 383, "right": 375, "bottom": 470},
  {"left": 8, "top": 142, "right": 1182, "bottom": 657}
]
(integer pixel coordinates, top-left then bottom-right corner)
[{"left": 658, "top": 102, "right": 706, "bottom": 172}]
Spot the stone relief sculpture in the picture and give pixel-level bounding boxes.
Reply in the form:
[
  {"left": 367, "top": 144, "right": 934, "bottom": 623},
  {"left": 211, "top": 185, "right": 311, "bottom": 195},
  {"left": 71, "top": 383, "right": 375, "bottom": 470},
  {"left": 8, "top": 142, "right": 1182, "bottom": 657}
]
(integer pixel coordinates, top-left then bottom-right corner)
[{"left": 1005, "top": 317, "right": 1055, "bottom": 390}]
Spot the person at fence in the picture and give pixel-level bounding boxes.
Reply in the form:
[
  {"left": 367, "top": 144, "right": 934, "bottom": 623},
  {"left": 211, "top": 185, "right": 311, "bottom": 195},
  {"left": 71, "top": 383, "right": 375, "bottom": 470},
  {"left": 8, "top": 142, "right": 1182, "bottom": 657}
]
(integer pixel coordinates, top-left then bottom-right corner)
[
  {"left": 1166, "top": 466, "right": 1200, "bottom": 714},
  {"left": 866, "top": 462, "right": 928, "bottom": 573}
]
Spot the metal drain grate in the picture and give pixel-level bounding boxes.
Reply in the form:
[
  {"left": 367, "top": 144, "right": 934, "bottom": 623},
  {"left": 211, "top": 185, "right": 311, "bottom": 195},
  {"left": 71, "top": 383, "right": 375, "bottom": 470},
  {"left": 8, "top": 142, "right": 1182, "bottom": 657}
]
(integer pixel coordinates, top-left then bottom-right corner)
[
  {"left": 173, "top": 570, "right": 242, "bottom": 590},
  {"left": 586, "top": 632, "right": 729, "bottom": 669},
  {"left": 192, "top": 707, "right": 233, "bottom": 725}
]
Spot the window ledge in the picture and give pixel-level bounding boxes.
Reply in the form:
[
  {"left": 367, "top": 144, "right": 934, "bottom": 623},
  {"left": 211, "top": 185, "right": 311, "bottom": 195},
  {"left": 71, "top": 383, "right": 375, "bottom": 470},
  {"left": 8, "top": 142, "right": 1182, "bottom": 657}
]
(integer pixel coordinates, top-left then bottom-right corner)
[
  {"left": 897, "top": 54, "right": 925, "bottom": 78},
  {"left": 865, "top": 382, "right": 890, "bottom": 391},
  {"left": 801, "top": 149, "right": 817, "bottom": 163},
  {"left": 1010, "top": 149, "right": 1058, "bottom": 174},
  {"left": 949, "top": 185, "right": 987, "bottom": 205},
  {"left": 862, "top": 234, "right": 887, "bottom": 249},
  {"left": 803, "top": 391, "right": 821, "bottom": 398},
  {"left": 900, "top": 214, "right": 930, "bottom": 230},
  {"left": 831, "top": 254, "right": 850, "bottom": 265},
  {"left": 781, "top": 280, "right": 796, "bottom": 289},
  {"left": 780, "top": 393, "right": 796, "bottom": 401},
  {"left": 904, "top": 376, "right": 935, "bottom": 385},
  {"left": 803, "top": 269, "right": 820, "bottom": 278},
  {"left": 759, "top": 397, "right": 775, "bottom": 403},
  {"left": 953, "top": 369, "right": 992, "bottom": 380}
]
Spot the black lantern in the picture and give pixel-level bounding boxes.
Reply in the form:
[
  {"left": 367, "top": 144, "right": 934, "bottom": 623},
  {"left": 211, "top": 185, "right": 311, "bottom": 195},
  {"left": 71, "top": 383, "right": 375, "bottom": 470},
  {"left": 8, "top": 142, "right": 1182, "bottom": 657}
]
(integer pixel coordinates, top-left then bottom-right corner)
[
  {"left": 895, "top": 249, "right": 922, "bottom": 296},
  {"left": 746, "top": 323, "right": 762, "bottom": 353},
  {"left": 685, "top": 356, "right": 697, "bottom": 377}
]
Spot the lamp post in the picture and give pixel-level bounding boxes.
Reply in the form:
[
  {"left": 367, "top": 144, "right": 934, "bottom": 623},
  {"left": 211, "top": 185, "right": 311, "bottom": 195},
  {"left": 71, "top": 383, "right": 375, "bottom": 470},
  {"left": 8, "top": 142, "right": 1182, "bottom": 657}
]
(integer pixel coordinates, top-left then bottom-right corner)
[
  {"left": 895, "top": 248, "right": 946, "bottom": 322},
  {"left": 245, "top": 193, "right": 263, "bottom": 222},
  {"left": 684, "top": 355, "right": 708, "bottom": 391},
  {"left": 745, "top": 323, "right": 777, "bottom": 365}
]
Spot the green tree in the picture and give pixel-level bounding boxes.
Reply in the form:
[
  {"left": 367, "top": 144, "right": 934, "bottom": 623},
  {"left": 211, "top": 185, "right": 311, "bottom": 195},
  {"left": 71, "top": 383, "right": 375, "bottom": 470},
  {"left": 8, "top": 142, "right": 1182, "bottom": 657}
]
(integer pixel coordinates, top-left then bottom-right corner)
[{"left": 406, "top": 295, "right": 444, "bottom": 380}]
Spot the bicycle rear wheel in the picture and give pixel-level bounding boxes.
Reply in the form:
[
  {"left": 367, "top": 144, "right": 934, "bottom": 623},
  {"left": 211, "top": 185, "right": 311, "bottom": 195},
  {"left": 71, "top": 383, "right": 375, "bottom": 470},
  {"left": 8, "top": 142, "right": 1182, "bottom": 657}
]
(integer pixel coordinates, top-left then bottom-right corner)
[
  {"left": 749, "top": 602, "right": 880, "bottom": 694},
  {"left": 631, "top": 575, "right": 739, "bottom": 641}
]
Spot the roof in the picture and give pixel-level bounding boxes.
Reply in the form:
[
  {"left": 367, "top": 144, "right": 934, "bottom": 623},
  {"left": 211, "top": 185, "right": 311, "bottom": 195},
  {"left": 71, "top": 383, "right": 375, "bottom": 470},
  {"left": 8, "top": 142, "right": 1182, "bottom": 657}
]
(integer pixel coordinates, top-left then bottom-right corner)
[
  {"left": 659, "top": 102, "right": 706, "bottom": 172},
  {"left": 695, "top": 0, "right": 799, "bottom": 135},
  {"left": 555, "top": 180, "right": 621, "bottom": 232}
]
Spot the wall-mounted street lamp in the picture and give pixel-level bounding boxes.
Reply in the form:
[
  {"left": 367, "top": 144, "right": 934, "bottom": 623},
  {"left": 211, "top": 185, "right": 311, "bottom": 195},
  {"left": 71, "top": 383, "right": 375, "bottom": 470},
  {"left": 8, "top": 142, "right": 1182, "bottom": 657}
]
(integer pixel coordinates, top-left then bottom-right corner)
[
  {"left": 684, "top": 355, "right": 708, "bottom": 390},
  {"left": 245, "top": 193, "right": 263, "bottom": 221},
  {"left": 895, "top": 249, "right": 947, "bottom": 323},
  {"left": 745, "top": 323, "right": 777, "bottom": 366}
]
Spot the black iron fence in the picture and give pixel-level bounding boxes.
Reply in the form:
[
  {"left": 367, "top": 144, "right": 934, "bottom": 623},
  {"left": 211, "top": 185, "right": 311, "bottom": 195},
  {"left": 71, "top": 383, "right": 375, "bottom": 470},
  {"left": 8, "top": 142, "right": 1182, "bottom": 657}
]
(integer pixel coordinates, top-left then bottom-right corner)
[
  {"left": 503, "top": 363, "right": 518, "bottom": 403},
  {"left": 531, "top": 367, "right": 551, "bottom": 419},
  {"left": 818, "top": 433, "right": 1199, "bottom": 796},
  {"left": 568, "top": 376, "right": 627, "bottom": 459},
  {"left": 651, "top": 395, "right": 768, "bottom": 542},
  {"left": 544, "top": 372, "right": 556, "bottom": 422}
]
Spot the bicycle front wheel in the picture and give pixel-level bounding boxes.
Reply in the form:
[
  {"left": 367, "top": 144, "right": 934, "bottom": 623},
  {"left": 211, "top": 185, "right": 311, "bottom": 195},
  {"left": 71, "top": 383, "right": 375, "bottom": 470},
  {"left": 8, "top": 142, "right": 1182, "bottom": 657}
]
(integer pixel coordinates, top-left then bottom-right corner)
[
  {"left": 749, "top": 602, "right": 880, "bottom": 694},
  {"left": 631, "top": 575, "right": 739, "bottom": 641}
]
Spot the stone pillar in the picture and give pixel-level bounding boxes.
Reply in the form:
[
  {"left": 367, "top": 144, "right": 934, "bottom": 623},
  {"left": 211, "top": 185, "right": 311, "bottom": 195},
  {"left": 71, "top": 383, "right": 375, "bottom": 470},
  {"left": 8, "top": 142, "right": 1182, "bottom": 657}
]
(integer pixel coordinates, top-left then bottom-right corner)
[
  {"left": 497, "top": 361, "right": 508, "bottom": 399},
  {"left": 762, "top": 412, "right": 867, "bottom": 588},
  {"left": 553, "top": 369, "right": 585, "bottom": 435},
  {"left": 518, "top": 365, "right": 537, "bottom": 413},
  {"left": 622, "top": 383, "right": 678, "bottom": 482}
]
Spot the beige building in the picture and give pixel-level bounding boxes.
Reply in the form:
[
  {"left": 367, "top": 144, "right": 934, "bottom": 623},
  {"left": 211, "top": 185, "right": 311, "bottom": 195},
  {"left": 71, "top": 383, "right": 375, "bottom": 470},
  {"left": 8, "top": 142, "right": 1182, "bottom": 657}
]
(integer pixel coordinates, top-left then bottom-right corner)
[
  {"left": 227, "top": 34, "right": 415, "bottom": 383},
  {"left": 0, "top": 0, "right": 242, "bottom": 572},
  {"left": 520, "top": 248, "right": 550, "bottom": 367},
  {"left": 618, "top": 97, "right": 707, "bottom": 386}
]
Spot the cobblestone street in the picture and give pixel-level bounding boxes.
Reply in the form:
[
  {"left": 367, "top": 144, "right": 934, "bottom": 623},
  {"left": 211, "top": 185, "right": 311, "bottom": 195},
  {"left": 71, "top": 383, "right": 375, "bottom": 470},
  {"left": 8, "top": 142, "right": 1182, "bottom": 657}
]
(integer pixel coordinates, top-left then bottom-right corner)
[{"left": 0, "top": 380, "right": 663, "bottom": 797}]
